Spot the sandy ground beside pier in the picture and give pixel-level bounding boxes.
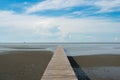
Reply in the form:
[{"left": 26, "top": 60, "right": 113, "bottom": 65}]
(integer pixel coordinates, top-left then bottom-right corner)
[
  {"left": 0, "top": 51, "right": 53, "bottom": 80},
  {"left": 73, "top": 54, "right": 120, "bottom": 80}
]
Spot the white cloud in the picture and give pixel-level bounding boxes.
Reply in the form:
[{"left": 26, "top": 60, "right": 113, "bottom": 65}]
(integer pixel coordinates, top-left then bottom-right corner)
[
  {"left": 0, "top": 10, "right": 55, "bottom": 36},
  {"left": 25, "top": 0, "right": 86, "bottom": 13},
  {"left": 71, "top": 11, "right": 83, "bottom": 15},
  {"left": 0, "top": 10, "right": 120, "bottom": 41},
  {"left": 94, "top": 0, "right": 120, "bottom": 13},
  {"left": 114, "top": 37, "right": 120, "bottom": 42},
  {"left": 25, "top": 0, "right": 120, "bottom": 14}
]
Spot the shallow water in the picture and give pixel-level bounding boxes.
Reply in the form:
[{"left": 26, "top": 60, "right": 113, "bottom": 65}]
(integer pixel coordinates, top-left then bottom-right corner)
[
  {"left": 0, "top": 43, "right": 120, "bottom": 56},
  {"left": 82, "top": 67, "right": 120, "bottom": 80}
]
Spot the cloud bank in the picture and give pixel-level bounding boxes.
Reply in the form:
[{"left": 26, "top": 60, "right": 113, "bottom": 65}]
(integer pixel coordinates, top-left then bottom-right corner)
[{"left": 0, "top": 10, "right": 120, "bottom": 42}]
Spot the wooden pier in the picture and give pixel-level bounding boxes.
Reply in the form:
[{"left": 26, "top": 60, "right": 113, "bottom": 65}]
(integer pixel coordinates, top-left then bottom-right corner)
[{"left": 41, "top": 46, "right": 77, "bottom": 80}]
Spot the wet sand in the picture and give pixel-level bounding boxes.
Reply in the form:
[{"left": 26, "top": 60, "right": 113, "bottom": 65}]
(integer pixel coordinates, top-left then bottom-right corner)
[
  {"left": 73, "top": 54, "right": 120, "bottom": 67},
  {"left": 0, "top": 51, "right": 53, "bottom": 80},
  {"left": 72, "top": 54, "right": 120, "bottom": 80},
  {"left": 1, "top": 49, "right": 120, "bottom": 80}
]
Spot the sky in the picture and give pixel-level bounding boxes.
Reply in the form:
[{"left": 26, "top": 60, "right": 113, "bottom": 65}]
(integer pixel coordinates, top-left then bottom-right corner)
[{"left": 0, "top": 0, "right": 120, "bottom": 42}]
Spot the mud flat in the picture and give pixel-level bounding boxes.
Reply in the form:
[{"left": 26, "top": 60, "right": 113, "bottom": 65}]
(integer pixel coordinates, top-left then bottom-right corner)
[
  {"left": 0, "top": 51, "right": 53, "bottom": 80},
  {"left": 72, "top": 54, "right": 120, "bottom": 80}
]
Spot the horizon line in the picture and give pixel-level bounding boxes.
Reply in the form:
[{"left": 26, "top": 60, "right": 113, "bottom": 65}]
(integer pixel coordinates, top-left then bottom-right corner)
[{"left": 0, "top": 42, "right": 120, "bottom": 44}]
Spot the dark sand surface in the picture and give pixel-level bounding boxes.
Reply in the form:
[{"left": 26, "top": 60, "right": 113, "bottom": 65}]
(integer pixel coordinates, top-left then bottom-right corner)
[
  {"left": 0, "top": 51, "right": 53, "bottom": 80},
  {"left": 73, "top": 54, "right": 120, "bottom": 67},
  {"left": 72, "top": 55, "right": 120, "bottom": 80}
]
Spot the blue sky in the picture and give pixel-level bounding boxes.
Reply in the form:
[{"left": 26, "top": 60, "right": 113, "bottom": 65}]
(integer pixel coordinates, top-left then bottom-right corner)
[{"left": 0, "top": 0, "right": 120, "bottom": 42}]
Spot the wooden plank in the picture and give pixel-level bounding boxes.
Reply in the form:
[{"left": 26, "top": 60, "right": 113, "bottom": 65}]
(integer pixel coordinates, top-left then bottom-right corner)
[{"left": 41, "top": 46, "right": 77, "bottom": 80}]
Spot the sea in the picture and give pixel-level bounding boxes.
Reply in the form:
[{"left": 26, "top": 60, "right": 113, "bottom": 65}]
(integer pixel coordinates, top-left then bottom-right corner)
[{"left": 0, "top": 43, "right": 120, "bottom": 56}]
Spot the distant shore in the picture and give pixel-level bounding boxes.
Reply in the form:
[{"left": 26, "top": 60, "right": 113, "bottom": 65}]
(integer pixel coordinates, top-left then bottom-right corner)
[
  {"left": 0, "top": 51, "right": 53, "bottom": 80},
  {"left": 1, "top": 42, "right": 120, "bottom": 44}
]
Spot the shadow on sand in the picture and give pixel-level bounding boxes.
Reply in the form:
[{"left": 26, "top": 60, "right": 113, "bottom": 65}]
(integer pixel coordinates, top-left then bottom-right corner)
[{"left": 68, "top": 56, "right": 91, "bottom": 80}]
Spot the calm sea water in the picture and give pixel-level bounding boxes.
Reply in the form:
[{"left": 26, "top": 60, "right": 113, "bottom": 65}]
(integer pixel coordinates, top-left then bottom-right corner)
[{"left": 0, "top": 43, "right": 120, "bottom": 56}]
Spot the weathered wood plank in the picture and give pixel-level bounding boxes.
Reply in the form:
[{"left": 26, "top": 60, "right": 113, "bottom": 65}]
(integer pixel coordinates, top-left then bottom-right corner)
[{"left": 41, "top": 46, "right": 77, "bottom": 80}]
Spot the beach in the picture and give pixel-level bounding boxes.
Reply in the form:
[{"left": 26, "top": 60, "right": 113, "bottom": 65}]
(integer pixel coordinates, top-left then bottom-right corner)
[
  {"left": 72, "top": 54, "right": 120, "bottom": 80},
  {"left": 0, "top": 43, "right": 120, "bottom": 80},
  {"left": 0, "top": 51, "right": 53, "bottom": 80}
]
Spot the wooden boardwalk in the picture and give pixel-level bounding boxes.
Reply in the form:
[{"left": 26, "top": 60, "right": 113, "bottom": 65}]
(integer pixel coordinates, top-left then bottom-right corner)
[{"left": 41, "top": 46, "right": 78, "bottom": 80}]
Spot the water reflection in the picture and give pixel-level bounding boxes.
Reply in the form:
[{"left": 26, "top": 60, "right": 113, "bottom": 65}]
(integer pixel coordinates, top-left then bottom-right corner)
[{"left": 68, "top": 56, "right": 90, "bottom": 80}]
